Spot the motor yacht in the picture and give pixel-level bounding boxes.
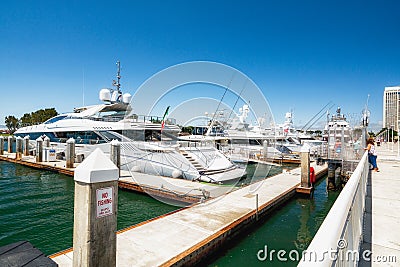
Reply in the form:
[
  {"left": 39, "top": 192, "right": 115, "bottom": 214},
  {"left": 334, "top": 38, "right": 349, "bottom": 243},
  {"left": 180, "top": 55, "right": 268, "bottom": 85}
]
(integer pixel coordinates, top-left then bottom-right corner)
[{"left": 14, "top": 62, "right": 245, "bottom": 183}]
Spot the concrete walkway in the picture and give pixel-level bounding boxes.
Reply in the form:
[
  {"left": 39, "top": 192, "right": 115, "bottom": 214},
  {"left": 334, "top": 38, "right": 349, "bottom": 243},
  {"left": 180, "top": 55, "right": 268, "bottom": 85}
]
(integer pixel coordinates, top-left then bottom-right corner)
[{"left": 360, "top": 143, "right": 400, "bottom": 266}]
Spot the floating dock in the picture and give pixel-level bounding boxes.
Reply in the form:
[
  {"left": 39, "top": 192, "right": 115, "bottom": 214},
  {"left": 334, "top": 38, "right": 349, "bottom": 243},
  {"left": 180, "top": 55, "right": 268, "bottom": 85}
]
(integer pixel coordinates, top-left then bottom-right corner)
[{"left": 51, "top": 162, "right": 327, "bottom": 266}]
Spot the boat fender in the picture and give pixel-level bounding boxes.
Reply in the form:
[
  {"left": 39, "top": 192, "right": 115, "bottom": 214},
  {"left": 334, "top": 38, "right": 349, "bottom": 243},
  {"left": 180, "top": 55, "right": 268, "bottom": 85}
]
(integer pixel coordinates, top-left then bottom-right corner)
[
  {"left": 131, "top": 166, "right": 141, "bottom": 172},
  {"left": 172, "top": 169, "right": 182, "bottom": 178},
  {"left": 310, "top": 167, "right": 316, "bottom": 184}
]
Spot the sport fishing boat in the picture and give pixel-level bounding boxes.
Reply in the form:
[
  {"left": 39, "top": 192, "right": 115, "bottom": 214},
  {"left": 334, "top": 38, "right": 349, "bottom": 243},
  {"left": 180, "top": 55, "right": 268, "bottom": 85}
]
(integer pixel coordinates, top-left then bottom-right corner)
[
  {"left": 14, "top": 62, "right": 245, "bottom": 183},
  {"left": 322, "top": 107, "right": 354, "bottom": 159}
]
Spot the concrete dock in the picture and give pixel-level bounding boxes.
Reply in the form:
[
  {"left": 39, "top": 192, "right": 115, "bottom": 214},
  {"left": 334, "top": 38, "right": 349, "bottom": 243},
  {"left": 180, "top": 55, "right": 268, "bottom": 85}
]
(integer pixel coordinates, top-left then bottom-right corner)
[
  {"left": 51, "top": 162, "right": 327, "bottom": 266},
  {"left": 359, "top": 143, "right": 400, "bottom": 266}
]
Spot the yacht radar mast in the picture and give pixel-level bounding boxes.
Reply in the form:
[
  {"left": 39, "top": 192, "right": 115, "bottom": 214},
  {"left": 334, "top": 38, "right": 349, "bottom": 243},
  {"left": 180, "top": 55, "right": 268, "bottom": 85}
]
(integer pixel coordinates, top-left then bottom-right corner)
[
  {"left": 112, "top": 60, "right": 122, "bottom": 95},
  {"left": 99, "top": 61, "right": 132, "bottom": 104}
]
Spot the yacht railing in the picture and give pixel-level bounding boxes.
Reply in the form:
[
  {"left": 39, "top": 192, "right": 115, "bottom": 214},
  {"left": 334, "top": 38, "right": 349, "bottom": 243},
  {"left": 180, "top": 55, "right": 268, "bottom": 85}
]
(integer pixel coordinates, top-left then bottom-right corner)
[
  {"left": 298, "top": 151, "right": 369, "bottom": 266},
  {"left": 19, "top": 115, "right": 177, "bottom": 127}
]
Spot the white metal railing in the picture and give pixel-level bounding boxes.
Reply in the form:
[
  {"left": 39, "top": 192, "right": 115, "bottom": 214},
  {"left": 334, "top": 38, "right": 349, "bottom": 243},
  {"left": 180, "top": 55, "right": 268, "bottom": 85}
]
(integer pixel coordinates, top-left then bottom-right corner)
[{"left": 298, "top": 151, "right": 369, "bottom": 266}]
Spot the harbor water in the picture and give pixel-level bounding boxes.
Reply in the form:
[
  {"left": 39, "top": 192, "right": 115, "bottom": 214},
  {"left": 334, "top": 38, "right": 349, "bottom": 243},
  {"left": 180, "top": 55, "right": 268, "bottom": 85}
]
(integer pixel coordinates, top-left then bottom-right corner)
[
  {"left": 0, "top": 160, "right": 177, "bottom": 255},
  {"left": 0, "top": 159, "right": 337, "bottom": 266},
  {"left": 208, "top": 175, "right": 339, "bottom": 266}
]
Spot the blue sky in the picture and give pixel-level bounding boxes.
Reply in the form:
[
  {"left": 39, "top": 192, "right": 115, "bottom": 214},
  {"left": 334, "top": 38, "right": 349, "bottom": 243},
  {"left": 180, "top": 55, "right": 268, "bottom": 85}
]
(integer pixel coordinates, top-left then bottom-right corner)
[{"left": 1, "top": 0, "right": 399, "bottom": 131}]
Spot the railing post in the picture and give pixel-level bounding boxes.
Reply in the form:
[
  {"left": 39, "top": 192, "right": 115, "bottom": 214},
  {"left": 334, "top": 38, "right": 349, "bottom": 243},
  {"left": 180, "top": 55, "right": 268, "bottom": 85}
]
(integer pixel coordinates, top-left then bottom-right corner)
[
  {"left": 66, "top": 138, "right": 75, "bottom": 168},
  {"left": 0, "top": 136, "right": 4, "bottom": 155},
  {"left": 110, "top": 140, "right": 121, "bottom": 177},
  {"left": 73, "top": 148, "right": 119, "bottom": 267},
  {"left": 7, "top": 136, "right": 13, "bottom": 153},
  {"left": 36, "top": 137, "right": 43, "bottom": 162},
  {"left": 16, "top": 136, "right": 23, "bottom": 160},
  {"left": 24, "top": 136, "right": 30, "bottom": 156}
]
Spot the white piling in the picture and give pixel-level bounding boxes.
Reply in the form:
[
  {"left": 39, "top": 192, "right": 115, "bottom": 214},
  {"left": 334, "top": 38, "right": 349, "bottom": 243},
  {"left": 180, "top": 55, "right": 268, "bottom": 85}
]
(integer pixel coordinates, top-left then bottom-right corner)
[
  {"left": 23, "top": 136, "right": 30, "bottom": 156},
  {"left": 300, "top": 144, "right": 311, "bottom": 188},
  {"left": 44, "top": 135, "right": 50, "bottom": 147},
  {"left": 110, "top": 140, "right": 121, "bottom": 177},
  {"left": 263, "top": 140, "right": 268, "bottom": 159},
  {"left": 73, "top": 148, "right": 119, "bottom": 267},
  {"left": 66, "top": 138, "right": 75, "bottom": 168},
  {"left": 16, "top": 136, "right": 23, "bottom": 159},
  {"left": 7, "top": 136, "right": 13, "bottom": 153},
  {"left": 36, "top": 137, "right": 43, "bottom": 162}
]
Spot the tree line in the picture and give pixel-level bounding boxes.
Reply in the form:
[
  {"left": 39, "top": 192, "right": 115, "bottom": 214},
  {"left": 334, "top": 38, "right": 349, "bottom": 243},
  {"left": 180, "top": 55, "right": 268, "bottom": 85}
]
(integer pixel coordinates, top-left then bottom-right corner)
[{"left": 5, "top": 108, "right": 58, "bottom": 134}]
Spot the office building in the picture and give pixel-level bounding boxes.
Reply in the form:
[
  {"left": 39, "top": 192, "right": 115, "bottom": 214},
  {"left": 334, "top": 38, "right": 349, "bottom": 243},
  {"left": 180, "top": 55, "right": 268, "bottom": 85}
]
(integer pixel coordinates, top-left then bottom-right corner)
[{"left": 383, "top": 86, "right": 400, "bottom": 130}]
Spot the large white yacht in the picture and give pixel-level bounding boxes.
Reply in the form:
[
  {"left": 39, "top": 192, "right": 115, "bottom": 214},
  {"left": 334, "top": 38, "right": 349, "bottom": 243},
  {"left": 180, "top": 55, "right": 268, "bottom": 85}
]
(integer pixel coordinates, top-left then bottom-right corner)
[{"left": 15, "top": 62, "right": 245, "bottom": 183}]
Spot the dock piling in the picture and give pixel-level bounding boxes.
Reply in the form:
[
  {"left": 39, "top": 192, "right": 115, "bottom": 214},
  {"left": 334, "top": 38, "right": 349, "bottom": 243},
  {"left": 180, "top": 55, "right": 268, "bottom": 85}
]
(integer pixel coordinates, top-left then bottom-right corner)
[
  {"left": 296, "top": 144, "right": 314, "bottom": 194},
  {"left": 7, "top": 136, "right": 13, "bottom": 153},
  {"left": 16, "top": 136, "right": 23, "bottom": 159},
  {"left": 23, "top": 136, "right": 30, "bottom": 156},
  {"left": 300, "top": 144, "right": 311, "bottom": 188},
  {"left": 256, "top": 193, "right": 259, "bottom": 220},
  {"left": 263, "top": 140, "right": 269, "bottom": 159},
  {"left": 66, "top": 138, "right": 75, "bottom": 168},
  {"left": 0, "top": 136, "right": 3, "bottom": 155},
  {"left": 110, "top": 140, "right": 121, "bottom": 177},
  {"left": 36, "top": 137, "right": 43, "bottom": 162},
  {"left": 73, "top": 148, "right": 119, "bottom": 267}
]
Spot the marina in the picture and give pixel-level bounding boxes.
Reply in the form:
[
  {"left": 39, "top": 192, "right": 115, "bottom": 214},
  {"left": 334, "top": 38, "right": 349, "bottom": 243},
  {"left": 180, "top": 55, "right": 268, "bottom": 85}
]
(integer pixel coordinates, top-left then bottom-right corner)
[
  {"left": 2, "top": 113, "right": 399, "bottom": 266},
  {"left": 2, "top": 1, "right": 400, "bottom": 266},
  {"left": 0, "top": 89, "right": 382, "bottom": 266}
]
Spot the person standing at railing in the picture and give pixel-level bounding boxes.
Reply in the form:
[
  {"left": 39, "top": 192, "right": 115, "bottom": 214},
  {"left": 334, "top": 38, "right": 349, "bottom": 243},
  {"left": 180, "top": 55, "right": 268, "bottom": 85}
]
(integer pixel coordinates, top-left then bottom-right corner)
[{"left": 365, "top": 138, "right": 379, "bottom": 172}]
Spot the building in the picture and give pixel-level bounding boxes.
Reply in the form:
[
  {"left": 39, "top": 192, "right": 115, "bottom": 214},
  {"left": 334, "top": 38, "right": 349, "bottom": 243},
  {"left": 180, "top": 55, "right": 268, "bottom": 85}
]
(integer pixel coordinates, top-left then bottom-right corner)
[{"left": 383, "top": 86, "right": 400, "bottom": 130}]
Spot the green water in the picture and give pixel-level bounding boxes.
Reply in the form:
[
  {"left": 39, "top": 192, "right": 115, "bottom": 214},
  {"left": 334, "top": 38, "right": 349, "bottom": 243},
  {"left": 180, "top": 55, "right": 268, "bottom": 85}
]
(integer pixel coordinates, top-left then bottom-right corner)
[
  {"left": 208, "top": 176, "right": 339, "bottom": 266},
  {"left": 0, "top": 161, "right": 177, "bottom": 255}
]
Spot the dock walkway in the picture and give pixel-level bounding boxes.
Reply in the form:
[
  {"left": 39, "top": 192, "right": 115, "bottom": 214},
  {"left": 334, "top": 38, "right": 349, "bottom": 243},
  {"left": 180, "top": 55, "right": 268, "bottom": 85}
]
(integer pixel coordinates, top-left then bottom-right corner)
[
  {"left": 360, "top": 143, "right": 400, "bottom": 266},
  {"left": 52, "top": 162, "right": 327, "bottom": 266}
]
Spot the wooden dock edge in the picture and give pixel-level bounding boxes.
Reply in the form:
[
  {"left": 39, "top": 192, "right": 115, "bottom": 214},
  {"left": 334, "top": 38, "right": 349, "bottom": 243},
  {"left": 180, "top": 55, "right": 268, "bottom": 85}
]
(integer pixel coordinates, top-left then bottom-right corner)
[
  {"left": 160, "top": 185, "right": 298, "bottom": 266},
  {"left": 0, "top": 155, "right": 201, "bottom": 204},
  {"left": 161, "top": 165, "right": 328, "bottom": 266},
  {"left": 0, "top": 155, "right": 74, "bottom": 176}
]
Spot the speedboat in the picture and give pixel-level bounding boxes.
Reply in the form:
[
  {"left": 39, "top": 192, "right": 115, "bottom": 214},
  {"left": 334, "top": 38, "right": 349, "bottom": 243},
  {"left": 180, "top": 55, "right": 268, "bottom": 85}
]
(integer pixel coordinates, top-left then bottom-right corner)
[{"left": 14, "top": 62, "right": 245, "bottom": 183}]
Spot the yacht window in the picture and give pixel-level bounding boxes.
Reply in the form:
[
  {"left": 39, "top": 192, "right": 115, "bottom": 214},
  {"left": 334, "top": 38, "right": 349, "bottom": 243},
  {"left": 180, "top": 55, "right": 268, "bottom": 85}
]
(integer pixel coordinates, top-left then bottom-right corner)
[{"left": 44, "top": 115, "right": 68, "bottom": 124}]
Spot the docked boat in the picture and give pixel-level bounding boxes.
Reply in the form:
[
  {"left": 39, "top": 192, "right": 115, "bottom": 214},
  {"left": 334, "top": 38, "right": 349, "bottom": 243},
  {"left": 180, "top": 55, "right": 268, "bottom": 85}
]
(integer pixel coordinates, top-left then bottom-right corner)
[
  {"left": 322, "top": 107, "right": 354, "bottom": 159},
  {"left": 14, "top": 62, "right": 245, "bottom": 183}
]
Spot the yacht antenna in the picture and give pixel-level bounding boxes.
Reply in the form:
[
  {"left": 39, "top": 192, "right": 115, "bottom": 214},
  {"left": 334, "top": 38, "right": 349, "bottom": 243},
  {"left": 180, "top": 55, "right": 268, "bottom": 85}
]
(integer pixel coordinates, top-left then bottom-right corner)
[
  {"left": 205, "top": 73, "right": 235, "bottom": 136},
  {"left": 300, "top": 101, "right": 332, "bottom": 132},
  {"left": 112, "top": 60, "right": 122, "bottom": 94}
]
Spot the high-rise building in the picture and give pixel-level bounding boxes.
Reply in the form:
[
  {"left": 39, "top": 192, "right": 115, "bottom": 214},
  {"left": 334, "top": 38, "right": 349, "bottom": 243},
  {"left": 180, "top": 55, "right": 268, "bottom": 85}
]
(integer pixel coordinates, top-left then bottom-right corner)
[{"left": 383, "top": 86, "right": 400, "bottom": 130}]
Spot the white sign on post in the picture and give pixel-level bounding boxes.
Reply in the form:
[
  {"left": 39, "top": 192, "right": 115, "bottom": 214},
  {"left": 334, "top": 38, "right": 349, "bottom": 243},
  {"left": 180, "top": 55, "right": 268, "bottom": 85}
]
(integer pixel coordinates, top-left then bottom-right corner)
[{"left": 96, "top": 187, "right": 113, "bottom": 218}]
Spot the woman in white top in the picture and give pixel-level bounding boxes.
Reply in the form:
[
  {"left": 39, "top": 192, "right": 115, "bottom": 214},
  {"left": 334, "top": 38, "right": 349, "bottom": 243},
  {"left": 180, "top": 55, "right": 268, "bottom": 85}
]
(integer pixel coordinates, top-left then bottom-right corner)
[{"left": 365, "top": 138, "right": 379, "bottom": 172}]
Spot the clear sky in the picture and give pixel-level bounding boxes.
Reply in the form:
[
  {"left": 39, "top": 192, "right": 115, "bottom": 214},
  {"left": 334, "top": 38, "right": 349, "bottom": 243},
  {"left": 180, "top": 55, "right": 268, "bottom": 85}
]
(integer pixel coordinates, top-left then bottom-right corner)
[{"left": 1, "top": 0, "right": 399, "bottom": 131}]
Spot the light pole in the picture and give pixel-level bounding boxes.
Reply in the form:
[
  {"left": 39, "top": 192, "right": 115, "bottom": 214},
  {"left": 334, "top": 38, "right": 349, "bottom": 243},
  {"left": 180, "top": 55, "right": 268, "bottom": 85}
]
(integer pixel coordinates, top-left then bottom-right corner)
[{"left": 397, "top": 87, "right": 400, "bottom": 159}]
